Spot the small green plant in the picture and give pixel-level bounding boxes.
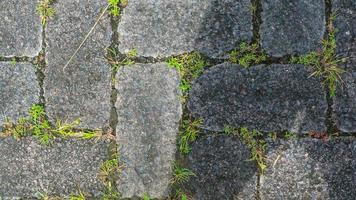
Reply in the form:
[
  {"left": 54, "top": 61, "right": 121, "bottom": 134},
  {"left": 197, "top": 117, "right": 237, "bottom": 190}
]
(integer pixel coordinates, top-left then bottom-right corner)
[
  {"left": 284, "top": 131, "right": 297, "bottom": 139},
  {"left": 229, "top": 42, "right": 267, "bottom": 67},
  {"left": 10, "top": 58, "right": 17, "bottom": 65},
  {"left": 69, "top": 188, "right": 86, "bottom": 200},
  {"left": 98, "top": 149, "right": 121, "bottom": 199},
  {"left": 107, "top": 47, "right": 137, "bottom": 72},
  {"left": 290, "top": 15, "right": 345, "bottom": 97},
  {"left": 167, "top": 52, "right": 208, "bottom": 102},
  {"left": 171, "top": 164, "right": 196, "bottom": 185},
  {"left": 223, "top": 125, "right": 237, "bottom": 136},
  {"left": 239, "top": 127, "right": 267, "bottom": 174},
  {"left": 178, "top": 118, "right": 202, "bottom": 154},
  {"left": 142, "top": 193, "right": 151, "bottom": 200},
  {"left": 37, "top": 0, "right": 55, "bottom": 26},
  {"left": 108, "top": 0, "right": 128, "bottom": 17}
]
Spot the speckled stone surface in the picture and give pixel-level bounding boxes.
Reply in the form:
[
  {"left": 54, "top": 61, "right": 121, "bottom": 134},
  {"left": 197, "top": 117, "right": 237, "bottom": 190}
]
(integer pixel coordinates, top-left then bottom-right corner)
[
  {"left": 118, "top": 0, "right": 253, "bottom": 58},
  {"left": 0, "top": 137, "right": 111, "bottom": 198},
  {"left": 188, "top": 63, "right": 328, "bottom": 134},
  {"left": 44, "top": 0, "right": 111, "bottom": 129},
  {"left": 0, "top": 0, "right": 42, "bottom": 57},
  {"left": 260, "top": 0, "right": 325, "bottom": 57},
  {"left": 115, "top": 63, "right": 182, "bottom": 199},
  {"left": 333, "top": 0, "right": 356, "bottom": 133},
  {"left": 260, "top": 138, "right": 356, "bottom": 200},
  {"left": 186, "top": 135, "right": 257, "bottom": 200},
  {"left": 0, "top": 62, "right": 40, "bottom": 127}
]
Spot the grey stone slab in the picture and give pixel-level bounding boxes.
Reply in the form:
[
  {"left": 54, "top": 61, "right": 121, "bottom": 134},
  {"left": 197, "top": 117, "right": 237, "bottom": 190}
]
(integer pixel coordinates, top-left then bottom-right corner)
[
  {"left": 0, "top": 62, "right": 40, "bottom": 127},
  {"left": 333, "top": 0, "right": 356, "bottom": 133},
  {"left": 44, "top": 0, "right": 111, "bottom": 129},
  {"left": 188, "top": 63, "right": 328, "bottom": 134},
  {"left": 260, "top": 138, "right": 356, "bottom": 200},
  {"left": 186, "top": 135, "right": 257, "bottom": 200},
  {"left": 118, "top": 0, "right": 253, "bottom": 58},
  {"left": 0, "top": 137, "right": 112, "bottom": 198},
  {"left": 260, "top": 0, "right": 325, "bottom": 57},
  {"left": 115, "top": 63, "right": 182, "bottom": 198},
  {"left": 0, "top": 0, "right": 42, "bottom": 57}
]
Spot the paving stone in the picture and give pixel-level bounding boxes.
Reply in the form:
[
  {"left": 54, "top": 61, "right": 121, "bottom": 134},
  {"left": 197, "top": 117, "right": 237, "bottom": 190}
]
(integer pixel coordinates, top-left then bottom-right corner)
[
  {"left": 186, "top": 135, "right": 257, "bottom": 200},
  {"left": 118, "top": 0, "right": 253, "bottom": 58},
  {"left": 0, "top": 137, "right": 112, "bottom": 198},
  {"left": 115, "top": 63, "right": 182, "bottom": 198},
  {"left": 260, "top": 0, "right": 325, "bottom": 57},
  {"left": 0, "top": 62, "right": 40, "bottom": 127},
  {"left": 188, "top": 63, "right": 328, "bottom": 134},
  {"left": 44, "top": 0, "right": 111, "bottom": 129},
  {"left": 260, "top": 138, "right": 356, "bottom": 200},
  {"left": 0, "top": 0, "right": 42, "bottom": 57},
  {"left": 333, "top": 0, "right": 356, "bottom": 133}
]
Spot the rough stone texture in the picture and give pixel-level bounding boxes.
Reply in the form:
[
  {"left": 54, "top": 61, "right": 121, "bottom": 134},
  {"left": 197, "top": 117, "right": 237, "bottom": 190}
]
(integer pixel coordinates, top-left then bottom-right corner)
[
  {"left": 186, "top": 135, "right": 257, "bottom": 200},
  {"left": 260, "top": 138, "right": 356, "bottom": 200},
  {"left": 0, "top": 137, "right": 111, "bottom": 198},
  {"left": 188, "top": 63, "right": 328, "bottom": 134},
  {"left": 44, "top": 0, "right": 111, "bottom": 129},
  {"left": 260, "top": 0, "right": 325, "bottom": 57},
  {"left": 118, "top": 0, "right": 253, "bottom": 58},
  {"left": 115, "top": 63, "right": 182, "bottom": 198},
  {"left": 333, "top": 0, "right": 356, "bottom": 133},
  {"left": 0, "top": 62, "right": 40, "bottom": 127},
  {"left": 0, "top": 0, "right": 42, "bottom": 57}
]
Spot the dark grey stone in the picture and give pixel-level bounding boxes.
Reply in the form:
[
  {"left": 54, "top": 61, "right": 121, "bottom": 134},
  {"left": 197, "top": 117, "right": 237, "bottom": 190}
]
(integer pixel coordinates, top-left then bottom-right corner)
[
  {"left": 333, "top": 0, "right": 356, "bottom": 133},
  {"left": 0, "top": 62, "right": 40, "bottom": 127},
  {"left": 260, "top": 138, "right": 356, "bottom": 200},
  {"left": 186, "top": 135, "right": 257, "bottom": 200},
  {"left": 0, "top": 137, "right": 112, "bottom": 198},
  {"left": 115, "top": 63, "right": 182, "bottom": 198},
  {"left": 260, "top": 0, "right": 325, "bottom": 57},
  {"left": 44, "top": 0, "right": 111, "bottom": 129},
  {"left": 188, "top": 63, "right": 328, "bottom": 134},
  {"left": 118, "top": 0, "right": 253, "bottom": 58},
  {"left": 0, "top": 0, "right": 42, "bottom": 57}
]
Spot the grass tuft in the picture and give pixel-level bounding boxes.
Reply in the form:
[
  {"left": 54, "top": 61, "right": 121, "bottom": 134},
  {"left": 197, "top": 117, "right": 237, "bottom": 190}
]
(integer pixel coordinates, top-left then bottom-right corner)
[
  {"left": 167, "top": 52, "right": 208, "bottom": 102},
  {"left": 290, "top": 15, "right": 345, "bottom": 97},
  {"left": 229, "top": 42, "right": 267, "bottom": 67},
  {"left": 37, "top": 0, "right": 55, "bottom": 26},
  {"left": 178, "top": 118, "right": 202, "bottom": 154},
  {"left": 171, "top": 164, "right": 196, "bottom": 185},
  {"left": 107, "top": 47, "right": 137, "bottom": 73}
]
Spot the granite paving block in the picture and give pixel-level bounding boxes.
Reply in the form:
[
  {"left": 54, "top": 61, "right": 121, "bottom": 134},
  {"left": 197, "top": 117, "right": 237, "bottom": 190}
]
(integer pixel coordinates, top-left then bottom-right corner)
[
  {"left": 44, "top": 0, "right": 111, "bottom": 129},
  {"left": 186, "top": 135, "right": 257, "bottom": 200},
  {"left": 188, "top": 63, "right": 328, "bottom": 134},
  {"left": 260, "top": 138, "right": 356, "bottom": 200},
  {"left": 118, "top": 0, "right": 253, "bottom": 58},
  {"left": 333, "top": 0, "right": 356, "bottom": 133},
  {"left": 0, "top": 0, "right": 42, "bottom": 57},
  {"left": 0, "top": 137, "right": 112, "bottom": 198},
  {"left": 0, "top": 62, "right": 40, "bottom": 127},
  {"left": 115, "top": 63, "right": 182, "bottom": 198},
  {"left": 260, "top": 0, "right": 325, "bottom": 57}
]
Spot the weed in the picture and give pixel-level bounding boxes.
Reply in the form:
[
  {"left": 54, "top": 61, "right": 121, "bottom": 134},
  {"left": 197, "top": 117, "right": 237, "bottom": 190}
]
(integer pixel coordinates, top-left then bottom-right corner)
[
  {"left": 229, "top": 42, "right": 267, "bottom": 67},
  {"left": 239, "top": 127, "right": 267, "bottom": 173},
  {"left": 167, "top": 52, "right": 208, "bottom": 102},
  {"left": 10, "top": 58, "right": 17, "bottom": 65},
  {"left": 108, "top": 0, "right": 128, "bottom": 17},
  {"left": 98, "top": 149, "right": 121, "bottom": 199},
  {"left": 69, "top": 188, "right": 86, "bottom": 200},
  {"left": 284, "top": 131, "right": 297, "bottom": 139},
  {"left": 178, "top": 118, "right": 202, "bottom": 154},
  {"left": 290, "top": 15, "right": 345, "bottom": 97},
  {"left": 171, "top": 164, "right": 196, "bottom": 185},
  {"left": 223, "top": 125, "right": 236, "bottom": 136},
  {"left": 37, "top": 0, "right": 55, "bottom": 26},
  {"left": 142, "top": 193, "right": 151, "bottom": 200},
  {"left": 107, "top": 47, "right": 137, "bottom": 72}
]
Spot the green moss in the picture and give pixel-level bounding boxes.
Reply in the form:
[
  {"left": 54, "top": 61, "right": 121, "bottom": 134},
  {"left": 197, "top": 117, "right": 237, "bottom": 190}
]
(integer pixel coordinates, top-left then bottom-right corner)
[
  {"left": 290, "top": 16, "right": 345, "bottom": 97},
  {"left": 229, "top": 42, "right": 267, "bottom": 67}
]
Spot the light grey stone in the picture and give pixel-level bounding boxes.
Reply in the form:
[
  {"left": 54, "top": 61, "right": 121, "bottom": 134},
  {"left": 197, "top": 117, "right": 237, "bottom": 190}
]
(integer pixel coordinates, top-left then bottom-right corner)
[
  {"left": 0, "top": 0, "right": 42, "bottom": 57},
  {"left": 260, "top": 138, "right": 356, "bottom": 200},
  {"left": 186, "top": 135, "right": 257, "bottom": 200},
  {"left": 0, "top": 62, "right": 40, "bottom": 127},
  {"left": 118, "top": 0, "right": 253, "bottom": 58},
  {"left": 115, "top": 63, "right": 182, "bottom": 199},
  {"left": 260, "top": 0, "right": 325, "bottom": 57},
  {"left": 188, "top": 63, "right": 328, "bottom": 134},
  {"left": 44, "top": 0, "right": 111, "bottom": 129},
  {"left": 0, "top": 137, "right": 112, "bottom": 198}
]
